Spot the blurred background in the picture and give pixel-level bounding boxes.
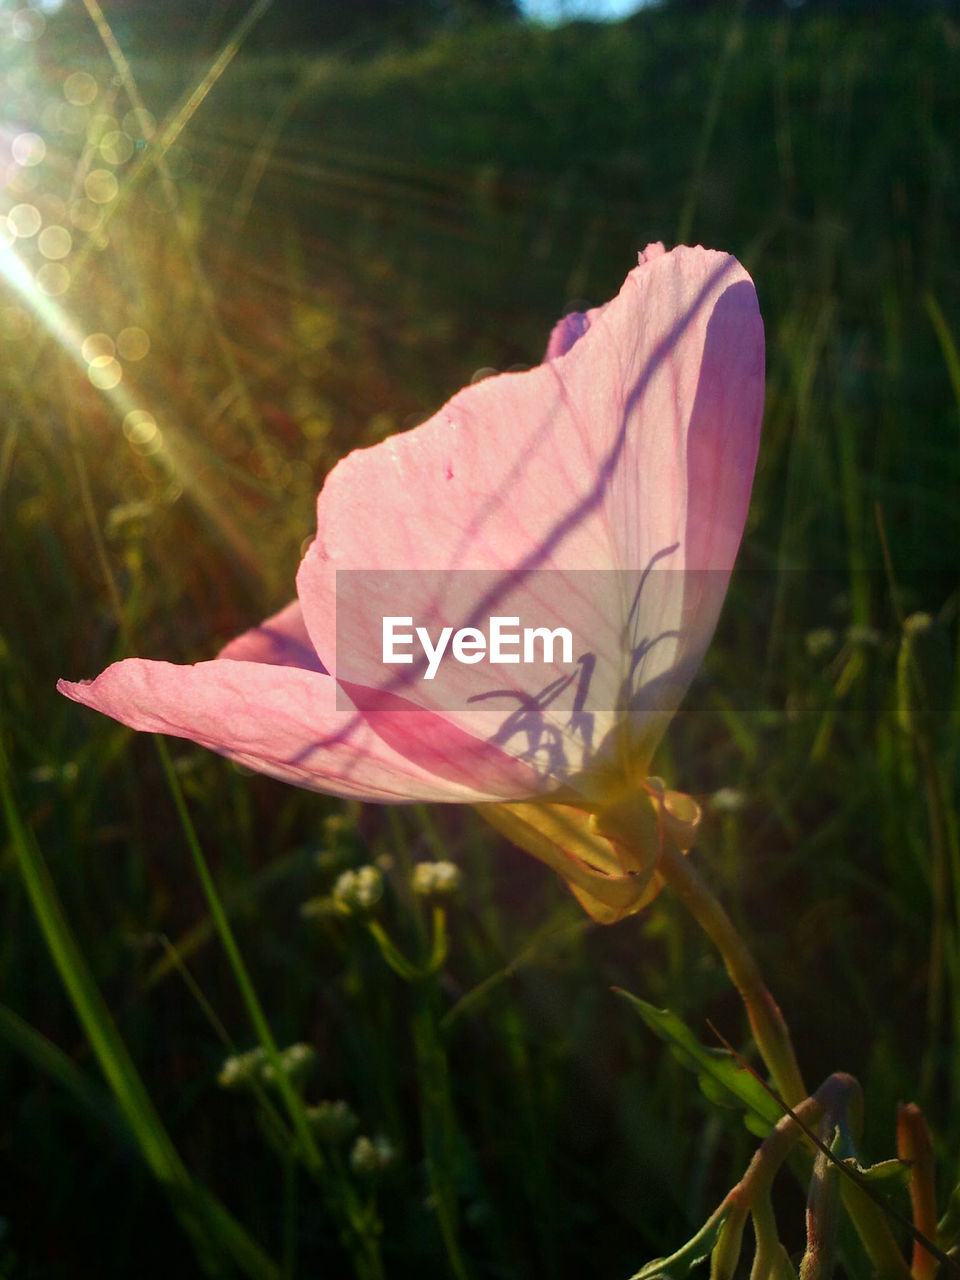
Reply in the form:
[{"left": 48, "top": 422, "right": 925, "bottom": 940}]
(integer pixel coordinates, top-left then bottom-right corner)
[{"left": 2, "top": 0, "right": 959, "bottom": 1275}]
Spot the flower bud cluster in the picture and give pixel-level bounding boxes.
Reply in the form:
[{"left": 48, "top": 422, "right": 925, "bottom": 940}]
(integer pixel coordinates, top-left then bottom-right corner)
[
  {"left": 218, "top": 1042, "right": 316, "bottom": 1090},
  {"left": 411, "top": 860, "right": 462, "bottom": 899},
  {"left": 218, "top": 1046, "right": 267, "bottom": 1089},
  {"left": 350, "top": 1134, "right": 396, "bottom": 1175},
  {"left": 307, "top": 1098, "right": 359, "bottom": 1145},
  {"left": 261, "top": 1042, "right": 316, "bottom": 1087},
  {"left": 709, "top": 787, "right": 747, "bottom": 815},
  {"left": 332, "top": 865, "right": 383, "bottom": 914},
  {"left": 904, "top": 611, "right": 933, "bottom": 635}
]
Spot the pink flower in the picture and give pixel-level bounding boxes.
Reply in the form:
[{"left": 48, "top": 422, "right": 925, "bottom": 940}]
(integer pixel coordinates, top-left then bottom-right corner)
[{"left": 59, "top": 244, "right": 764, "bottom": 921}]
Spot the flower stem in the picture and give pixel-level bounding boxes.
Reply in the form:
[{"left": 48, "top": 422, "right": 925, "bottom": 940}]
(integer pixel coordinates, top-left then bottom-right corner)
[
  {"left": 896, "top": 1103, "right": 939, "bottom": 1280},
  {"left": 412, "top": 991, "right": 472, "bottom": 1280},
  {"left": 653, "top": 842, "right": 911, "bottom": 1280},
  {"left": 655, "top": 841, "right": 807, "bottom": 1108}
]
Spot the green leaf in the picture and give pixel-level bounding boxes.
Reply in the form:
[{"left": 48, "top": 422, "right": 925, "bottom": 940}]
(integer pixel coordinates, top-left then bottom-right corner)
[
  {"left": 845, "top": 1158, "right": 911, "bottom": 1190},
  {"left": 614, "top": 991, "right": 783, "bottom": 1135},
  {"left": 0, "top": 1001, "right": 126, "bottom": 1142},
  {"left": 629, "top": 1202, "right": 730, "bottom": 1280}
]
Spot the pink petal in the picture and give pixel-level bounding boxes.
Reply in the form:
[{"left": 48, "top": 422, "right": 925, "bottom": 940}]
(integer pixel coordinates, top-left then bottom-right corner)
[
  {"left": 542, "top": 244, "right": 666, "bottom": 361},
  {"left": 544, "top": 302, "right": 607, "bottom": 361},
  {"left": 57, "top": 660, "right": 542, "bottom": 803},
  {"left": 297, "top": 245, "right": 763, "bottom": 795},
  {"left": 216, "top": 600, "right": 325, "bottom": 671},
  {"left": 59, "top": 244, "right": 762, "bottom": 821}
]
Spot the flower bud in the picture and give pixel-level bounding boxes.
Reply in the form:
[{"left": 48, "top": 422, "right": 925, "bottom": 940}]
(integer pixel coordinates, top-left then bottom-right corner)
[
  {"left": 331, "top": 865, "right": 383, "bottom": 915},
  {"left": 218, "top": 1046, "right": 266, "bottom": 1089},
  {"left": 350, "top": 1133, "right": 396, "bottom": 1175},
  {"left": 411, "top": 860, "right": 462, "bottom": 899},
  {"left": 261, "top": 1042, "right": 316, "bottom": 1087},
  {"left": 307, "top": 1099, "right": 359, "bottom": 1145},
  {"left": 709, "top": 787, "right": 747, "bottom": 815},
  {"left": 904, "top": 611, "right": 933, "bottom": 635}
]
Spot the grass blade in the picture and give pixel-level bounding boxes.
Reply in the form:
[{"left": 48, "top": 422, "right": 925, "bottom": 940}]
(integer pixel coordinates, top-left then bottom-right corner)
[{"left": 0, "top": 739, "right": 280, "bottom": 1280}]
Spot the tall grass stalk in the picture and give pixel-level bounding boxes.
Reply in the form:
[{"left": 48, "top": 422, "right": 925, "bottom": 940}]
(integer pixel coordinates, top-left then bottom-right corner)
[{"left": 0, "top": 740, "right": 281, "bottom": 1280}]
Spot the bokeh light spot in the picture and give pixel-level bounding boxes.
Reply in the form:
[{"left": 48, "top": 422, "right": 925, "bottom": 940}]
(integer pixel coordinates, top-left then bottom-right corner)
[
  {"left": 88, "top": 113, "right": 118, "bottom": 145},
  {"left": 100, "top": 131, "right": 134, "bottom": 166},
  {"left": 122, "top": 409, "right": 159, "bottom": 450},
  {"left": 7, "top": 203, "right": 41, "bottom": 238},
  {"left": 81, "top": 332, "right": 116, "bottom": 363},
  {"left": 64, "top": 72, "right": 98, "bottom": 106},
  {"left": 36, "top": 262, "right": 70, "bottom": 296},
  {"left": 12, "top": 8, "right": 45, "bottom": 40},
  {"left": 84, "top": 169, "right": 118, "bottom": 204},
  {"left": 88, "top": 355, "right": 122, "bottom": 390},
  {"left": 38, "top": 225, "right": 72, "bottom": 260},
  {"left": 117, "top": 326, "right": 150, "bottom": 361},
  {"left": 12, "top": 132, "right": 46, "bottom": 167}
]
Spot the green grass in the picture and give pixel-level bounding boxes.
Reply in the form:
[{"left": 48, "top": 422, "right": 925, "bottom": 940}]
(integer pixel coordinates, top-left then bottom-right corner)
[{"left": 1, "top": 3, "right": 959, "bottom": 1277}]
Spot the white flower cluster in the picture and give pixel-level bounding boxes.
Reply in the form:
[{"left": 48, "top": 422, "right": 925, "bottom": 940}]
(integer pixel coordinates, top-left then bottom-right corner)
[
  {"left": 411, "top": 860, "right": 462, "bottom": 898},
  {"left": 332, "top": 865, "right": 384, "bottom": 914}
]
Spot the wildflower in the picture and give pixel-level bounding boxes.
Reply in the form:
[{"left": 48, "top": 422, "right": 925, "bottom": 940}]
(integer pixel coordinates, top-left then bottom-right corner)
[
  {"left": 350, "top": 1134, "right": 396, "bottom": 1175},
  {"left": 903, "top": 612, "right": 932, "bottom": 635},
  {"left": 218, "top": 1046, "right": 266, "bottom": 1090},
  {"left": 60, "top": 244, "right": 763, "bottom": 924},
  {"left": 307, "top": 1099, "right": 360, "bottom": 1145},
  {"left": 331, "top": 865, "right": 383, "bottom": 915},
  {"left": 709, "top": 787, "right": 747, "bottom": 815},
  {"left": 411, "top": 860, "right": 462, "bottom": 898},
  {"left": 260, "top": 1042, "right": 317, "bottom": 1087}
]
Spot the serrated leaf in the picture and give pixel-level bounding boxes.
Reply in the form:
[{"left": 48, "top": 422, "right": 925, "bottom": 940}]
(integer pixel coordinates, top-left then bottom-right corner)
[
  {"left": 630, "top": 1202, "right": 730, "bottom": 1280},
  {"left": 615, "top": 991, "right": 783, "bottom": 1133}
]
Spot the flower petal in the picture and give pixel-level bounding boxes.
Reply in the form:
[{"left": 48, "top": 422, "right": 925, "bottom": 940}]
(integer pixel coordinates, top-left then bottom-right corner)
[
  {"left": 57, "top": 659, "right": 541, "bottom": 803},
  {"left": 216, "top": 600, "right": 325, "bottom": 671},
  {"left": 297, "top": 245, "right": 764, "bottom": 795}
]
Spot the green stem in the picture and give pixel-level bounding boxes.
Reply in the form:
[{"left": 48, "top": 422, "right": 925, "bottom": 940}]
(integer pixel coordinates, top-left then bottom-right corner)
[
  {"left": 155, "top": 738, "right": 324, "bottom": 1174},
  {"left": 327, "top": 1148, "right": 387, "bottom": 1280},
  {"left": 366, "top": 920, "right": 426, "bottom": 982},
  {"left": 412, "top": 992, "right": 471, "bottom": 1280},
  {"left": 654, "top": 842, "right": 912, "bottom": 1280},
  {"left": 798, "top": 1122, "right": 842, "bottom": 1280},
  {"left": 366, "top": 904, "right": 449, "bottom": 981},
  {"left": 838, "top": 1181, "right": 912, "bottom": 1280},
  {"left": 749, "top": 1195, "right": 796, "bottom": 1280},
  {"left": 655, "top": 841, "right": 807, "bottom": 1108},
  {"left": 897, "top": 1103, "right": 939, "bottom": 1280},
  {"left": 712, "top": 1093, "right": 823, "bottom": 1280}
]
